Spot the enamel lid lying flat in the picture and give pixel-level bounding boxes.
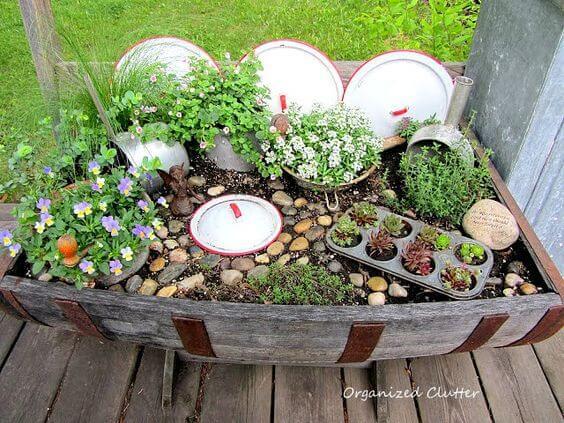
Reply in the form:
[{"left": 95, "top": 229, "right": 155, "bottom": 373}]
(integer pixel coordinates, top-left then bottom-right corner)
[
  {"left": 343, "top": 51, "right": 453, "bottom": 138},
  {"left": 116, "top": 36, "right": 218, "bottom": 77},
  {"left": 245, "top": 39, "right": 344, "bottom": 113},
  {"left": 190, "top": 195, "right": 283, "bottom": 256}
]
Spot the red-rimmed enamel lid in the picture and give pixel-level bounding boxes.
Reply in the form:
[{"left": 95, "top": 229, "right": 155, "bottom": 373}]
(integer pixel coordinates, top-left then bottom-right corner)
[
  {"left": 343, "top": 50, "right": 453, "bottom": 138},
  {"left": 244, "top": 39, "right": 344, "bottom": 114},
  {"left": 116, "top": 36, "right": 218, "bottom": 77},
  {"left": 189, "top": 195, "right": 283, "bottom": 256}
]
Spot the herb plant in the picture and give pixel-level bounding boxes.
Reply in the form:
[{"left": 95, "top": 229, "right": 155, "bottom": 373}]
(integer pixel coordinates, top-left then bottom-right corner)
[
  {"left": 441, "top": 264, "right": 474, "bottom": 291},
  {"left": 350, "top": 202, "right": 379, "bottom": 228},
  {"left": 458, "top": 242, "right": 486, "bottom": 265},
  {"left": 396, "top": 115, "right": 441, "bottom": 141},
  {"left": 434, "top": 233, "right": 451, "bottom": 251},
  {"left": 382, "top": 214, "right": 406, "bottom": 237},
  {"left": 248, "top": 263, "right": 353, "bottom": 305},
  {"left": 401, "top": 240, "right": 433, "bottom": 276}
]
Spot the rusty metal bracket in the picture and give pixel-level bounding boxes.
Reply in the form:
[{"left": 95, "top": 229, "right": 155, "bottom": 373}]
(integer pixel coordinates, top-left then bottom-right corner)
[
  {"left": 54, "top": 299, "right": 106, "bottom": 339},
  {"left": 451, "top": 313, "right": 510, "bottom": 353},
  {"left": 0, "top": 288, "right": 43, "bottom": 324},
  {"left": 172, "top": 316, "right": 216, "bottom": 358},
  {"left": 337, "top": 322, "right": 385, "bottom": 363},
  {"left": 503, "top": 305, "right": 564, "bottom": 347}
]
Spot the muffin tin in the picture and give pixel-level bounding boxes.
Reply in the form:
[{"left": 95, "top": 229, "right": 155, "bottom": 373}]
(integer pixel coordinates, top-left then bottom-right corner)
[{"left": 326, "top": 207, "right": 494, "bottom": 300}]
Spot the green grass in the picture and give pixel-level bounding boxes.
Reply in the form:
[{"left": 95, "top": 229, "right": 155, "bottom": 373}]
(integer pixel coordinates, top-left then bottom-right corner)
[{"left": 0, "top": 0, "right": 479, "bottom": 187}]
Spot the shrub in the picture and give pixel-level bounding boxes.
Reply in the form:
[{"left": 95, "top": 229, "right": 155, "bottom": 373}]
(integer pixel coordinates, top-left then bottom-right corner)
[{"left": 248, "top": 263, "right": 353, "bottom": 305}]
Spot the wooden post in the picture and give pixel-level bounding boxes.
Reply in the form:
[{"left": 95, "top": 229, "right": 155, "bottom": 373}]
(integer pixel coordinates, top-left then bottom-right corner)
[{"left": 19, "top": 0, "right": 62, "bottom": 123}]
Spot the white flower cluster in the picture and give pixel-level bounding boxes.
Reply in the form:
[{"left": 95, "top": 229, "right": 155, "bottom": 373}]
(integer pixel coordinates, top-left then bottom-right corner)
[{"left": 264, "top": 103, "right": 383, "bottom": 186}]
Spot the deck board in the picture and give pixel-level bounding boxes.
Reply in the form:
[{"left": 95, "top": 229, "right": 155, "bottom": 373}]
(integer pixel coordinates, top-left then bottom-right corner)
[
  {"left": 343, "top": 368, "right": 377, "bottom": 422},
  {"left": 533, "top": 331, "right": 564, "bottom": 411},
  {"left": 0, "top": 312, "right": 24, "bottom": 368}
]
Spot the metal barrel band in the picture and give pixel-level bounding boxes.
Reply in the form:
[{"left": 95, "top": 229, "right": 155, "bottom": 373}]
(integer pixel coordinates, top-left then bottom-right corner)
[
  {"left": 450, "top": 313, "right": 510, "bottom": 353},
  {"left": 337, "top": 322, "right": 385, "bottom": 363},
  {"left": 503, "top": 305, "right": 564, "bottom": 347},
  {"left": 54, "top": 299, "right": 106, "bottom": 339},
  {"left": 0, "top": 288, "right": 43, "bottom": 323},
  {"left": 172, "top": 316, "right": 216, "bottom": 358}
]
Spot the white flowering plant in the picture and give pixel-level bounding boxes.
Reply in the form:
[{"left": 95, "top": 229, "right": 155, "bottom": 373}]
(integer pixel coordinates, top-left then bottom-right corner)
[{"left": 262, "top": 103, "right": 383, "bottom": 186}]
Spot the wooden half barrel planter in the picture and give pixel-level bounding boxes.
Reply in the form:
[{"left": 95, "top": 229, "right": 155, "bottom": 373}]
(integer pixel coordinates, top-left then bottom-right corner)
[{"left": 0, "top": 63, "right": 562, "bottom": 367}]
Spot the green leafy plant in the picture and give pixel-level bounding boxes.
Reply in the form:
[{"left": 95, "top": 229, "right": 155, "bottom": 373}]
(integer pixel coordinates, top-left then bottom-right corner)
[
  {"left": 266, "top": 103, "right": 383, "bottom": 186},
  {"left": 434, "top": 233, "right": 451, "bottom": 251},
  {"left": 330, "top": 215, "right": 361, "bottom": 247},
  {"left": 399, "top": 145, "right": 494, "bottom": 225},
  {"left": 367, "top": 230, "right": 396, "bottom": 259},
  {"left": 382, "top": 214, "right": 406, "bottom": 237},
  {"left": 458, "top": 242, "right": 485, "bottom": 264},
  {"left": 441, "top": 264, "right": 474, "bottom": 291},
  {"left": 401, "top": 240, "right": 433, "bottom": 275},
  {"left": 418, "top": 225, "right": 439, "bottom": 245},
  {"left": 396, "top": 115, "right": 441, "bottom": 142},
  {"left": 248, "top": 263, "right": 353, "bottom": 305},
  {"left": 350, "top": 202, "right": 379, "bottom": 228}
]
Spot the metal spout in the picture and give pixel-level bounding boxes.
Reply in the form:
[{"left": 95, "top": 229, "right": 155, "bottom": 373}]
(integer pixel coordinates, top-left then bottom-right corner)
[{"left": 445, "top": 76, "right": 474, "bottom": 127}]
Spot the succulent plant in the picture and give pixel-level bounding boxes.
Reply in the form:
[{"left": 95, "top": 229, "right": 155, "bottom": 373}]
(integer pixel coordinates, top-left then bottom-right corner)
[
  {"left": 382, "top": 214, "right": 405, "bottom": 237},
  {"left": 459, "top": 242, "right": 485, "bottom": 264},
  {"left": 367, "top": 230, "right": 395, "bottom": 258},
  {"left": 434, "top": 233, "right": 451, "bottom": 251},
  {"left": 418, "top": 225, "right": 439, "bottom": 244},
  {"left": 350, "top": 202, "right": 379, "bottom": 228},
  {"left": 401, "top": 240, "right": 433, "bottom": 275},
  {"left": 330, "top": 215, "right": 360, "bottom": 247},
  {"left": 441, "top": 265, "right": 474, "bottom": 291}
]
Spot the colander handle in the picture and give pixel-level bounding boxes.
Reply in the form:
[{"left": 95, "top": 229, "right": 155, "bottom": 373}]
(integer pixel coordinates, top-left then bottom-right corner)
[
  {"left": 390, "top": 107, "right": 408, "bottom": 116},
  {"left": 280, "top": 95, "right": 287, "bottom": 112},
  {"left": 324, "top": 192, "right": 339, "bottom": 212},
  {"left": 230, "top": 203, "right": 242, "bottom": 218}
]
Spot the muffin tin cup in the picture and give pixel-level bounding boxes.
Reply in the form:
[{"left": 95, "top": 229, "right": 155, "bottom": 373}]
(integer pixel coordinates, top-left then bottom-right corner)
[{"left": 326, "top": 207, "right": 494, "bottom": 300}]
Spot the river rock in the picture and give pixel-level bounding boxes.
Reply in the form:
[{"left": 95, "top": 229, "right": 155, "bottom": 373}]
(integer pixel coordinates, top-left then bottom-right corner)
[
  {"left": 504, "top": 273, "right": 524, "bottom": 288},
  {"left": 520, "top": 283, "right": 538, "bottom": 295},
  {"left": 109, "top": 284, "right": 124, "bottom": 293},
  {"left": 163, "top": 239, "right": 179, "bottom": 250},
  {"left": 317, "top": 215, "right": 332, "bottom": 227},
  {"left": 168, "top": 220, "right": 184, "bottom": 234},
  {"left": 305, "top": 226, "right": 324, "bottom": 241},
  {"left": 368, "top": 292, "right": 386, "bottom": 306},
  {"left": 277, "top": 254, "right": 291, "bottom": 265},
  {"left": 255, "top": 253, "right": 270, "bottom": 264},
  {"left": 388, "top": 282, "right": 408, "bottom": 298},
  {"left": 283, "top": 217, "right": 296, "bottom": 227},
  {"left": 150, "top": 240, "right": 164, "bottom": 254},
  {"left": 507, "top": 260, "right": 526, "bottom": 275},
  {"left": 178, "top": 273, "right": 205, "bottom": 290},
  {"left": 268, "top": 179, "right": 284, "bottom": 190},
  {"left": 367, "top": 276, "right": 388, "bottom": 292},
  {"left": 231, "top": 257, "right": 255, "bottom": 272},
  {"left": 201, "top": 254, "right": 221, "bottom": 268},
  {"left": 503, "top": 287, "right": 516, "bottom": 297},
  {"left": 38, "top": 273, "right": 53, "bottom": 282},
  {"left": 169, "top": 248, "right": 189, "bottom": 263},
  {"left": 281, "top": 206, "right": 298, "bottom": 216},
  {"left": 296, "top": 256, "right": 310, "bottom": 265},
  {"left": 485, "top": 277, "right": 503, "bottom": 287},
  {"left": 267, "top": 241, "right": 284, "bottom": 256},
  {"left": 298, "top": 210, "right": 312, "bottom": 220},
  {"left": 149, "top": 257, "right": 166, "bottom": 272},
  {"left": 313, "top": 241, "right": 326, "bottom": 252},
  {"left": 208, "top": 185, "right": 225, "bottom": 196},
  {"left": 178, "top": 235, "right": 192, "bottom": 248},
  {"left": 156, "top": 227, "right": 169, "bottom": 239},
  {"left": 289, "top": 237, "right": 309, "bottom": 251},
  {"left": 277, "top": 232, "right": 292, "bottom": 244},
  {"left": 248, "top": 265, "right": 268, "bottom": 279},
  {"left": 294, "top": 197, "right": 308, "bottom": 208},
  {"left": 157, "top": 285, "right": 178, "bottom": 297},
  {"left": 188, "top": 175, "right": 206, "bottom": 187},
  {"left": 328, "top": 260, "right": 343, "bottom": 273},
  {"left": 349, "top": 273, "right": 364, "bottom": 287},
  {"left": 139, "top": 279, "right": 158, "bottom": 296},
  {"left": 158, "top": 263, "right": 188, "bottom": 284},
  {"left": 221, "top": 269, "right": 243, "bottom": 286},
  {"left": 125, "top": 275, "right": 143, "bottom": 293},
  {"left": 462, "top": 199, "right": 519, "bottom": 250},
  {"left": 272, "top": 191, "right": 293, "bottom": 207},
  {"left": 189, "top": 246, "right": 204, "bottom": 258},
  {"left": 382, "top": 189, "right": 397, "bottom": 200}
]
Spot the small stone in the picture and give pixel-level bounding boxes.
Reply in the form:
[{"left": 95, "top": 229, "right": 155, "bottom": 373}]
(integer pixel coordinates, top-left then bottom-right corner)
[
  {"left": 38, "top": 273, "right": 53, "bottom": 282},
  {"left": 281, "top": 206, "right": 298, "bottom": 216},
  {"left": 507, "top": 261, "right": 526, "bottom": 275},
  {"left": 169, "top": 248, "right": 189, "bottom": 263},
  {"left": 168, "top": 220, "right": 184, "bottom": 234},
  {"left": 267, "top": 241, "right": 285, "bottom": 256},
  {"left": 125, "top": 275, "right": 143, "bottom": 293},
  {"left": 382, "top": 189, "right": 397, "bottom": 200},
  {"left": 283, "top": 217, "right": 296, "bottom": 227},
  {"left": 277, "top": 233, "right": 292, "bottom": 244},
  {"left": 149, "top": 257, "right": 166, "bottom": 272},
  {"left": 504, "top": 273, "right": 524, "bottom": 288},
  {"left": 268, "top": 179, "right": 284, "bottom": 190},
  {"left": 188, "top": 175, "right": 206, "bottom": 187},
  {"left": 368, "top": 292, "right": 386, "bottom": 305},
  {"left": 404, "top": 210, "right": 417, "bottom": 219},
  {"left": 248, "top": 265, "right": 268, "bottom": 279},
  {"left": 201, "top": 254, "right": 221, "bottom": 268},
  {"left": 309, "top": 202, "right": 328, "bottom": 214},
  {"left": 305, "top": 226, "right": 324, "bottom": 241},
  {"left": 219, "top": 259, "right": 231, "bottom": 270},
  {"left": 349, "top": 273, "right": 364, "bottom": 287},
  {"left": 277, "top": 254, "right": 291, "bottom": 265},
  {"left": 109, "top": 284, "right": 124, "bottom": 292},
  {"left": 294, "top": 198, "right": 308, "bottom": 208},
  {"left": 298, "top": 211, "right": 312, "bottom": 219},
  {"left": 503, "top": 287, "right": 516, "bottom": 297},
  {"left": 139, "top": 279, "right": 158, "bottom": 296},
  {"left": 313, "top": 241, "right": 326, "bottom": 252},
  {"left": 485, "top": 277, "right": 503, "bottom": 287},
  {"left": 255, "top": 253, "right": 270, "bottom": 264},
  {"left": 150, "top": 240, "right": 164, "bottom": 254},
  {"left": 333, "top": 213, "right": 343, "bottom": 223},
  {"left": 354, "top": 288, "right": 367, "bottom": 298},
  {"left": 189, "top": 246, "right": 204, "bottom": 258},
  {"left": 231, "top": 257, "right": 255, "bottom": 272},
  {"left": 317, "top": 215, "right": 332, "bottom": 226},
  {"left": 157, "top": 285, "right": 178, "bottom": 297},
  {"left": 163, "top": 239, "right": 179, "bottom": 250},
  {"left": 289, "top": 237, "right": 309, "bottom": 252},
  {"left": 519, "top": 283, "right": 538, "bottom": 295},
  {"left": 177, "top": 273, "right": 205, "bottom": 290},
  {"left": 221, "top": 269, "right": 244, "bottom": 286},
  {"left": 367, "top": 276, "right": 388, "bottom": 292},
  {"left": 156, "top": 227, "right": 169, "bottom": 239},
  {"left": 272, "top": 191, "right": 293, "bottom": 207},
  {"left": 178, "top": 235, "right": 192, "bottom": 248},
  {"left": 462, "top": 199, "right": 519, "bottom": 250},
  {"left": 208, "top": 185, "right": 226, "bottom": 196},
  {"left": 158, "top": 263, "right": 188, "bottom": 284},
  {"left": 388, "top": 282, "right": 408, "bottom": 298},
  {"left": 328, "top": 260, "right": 343, "bottom": 273},
  {"left": 296, "top": 256, "right": 310, "bottom": 265}
]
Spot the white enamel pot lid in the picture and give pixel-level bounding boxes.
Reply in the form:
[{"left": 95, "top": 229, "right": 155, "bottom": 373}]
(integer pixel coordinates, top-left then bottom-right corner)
[
  {"left": 242, "top": 39, "right": 344, "bottom": 114},
  {"left": 116, "top": 36, "right": 218, "bottom": 78},
  {"left": 343, "top": 50, "right": 453, "bottom": 138},
  {"left": 190, "top": 194, "right": 283, "bottom": 256}
]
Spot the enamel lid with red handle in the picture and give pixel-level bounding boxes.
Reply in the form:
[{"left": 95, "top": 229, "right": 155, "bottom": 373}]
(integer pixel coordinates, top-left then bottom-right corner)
[
  {"left": 189, "top": 195, "right": 283, "bottom": 256},
  {"left": 343, "top": 50, "right": 453, "bottom": 138},
  {"left": 243, "top": 39, "right": 344, "bottom": 114}
]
